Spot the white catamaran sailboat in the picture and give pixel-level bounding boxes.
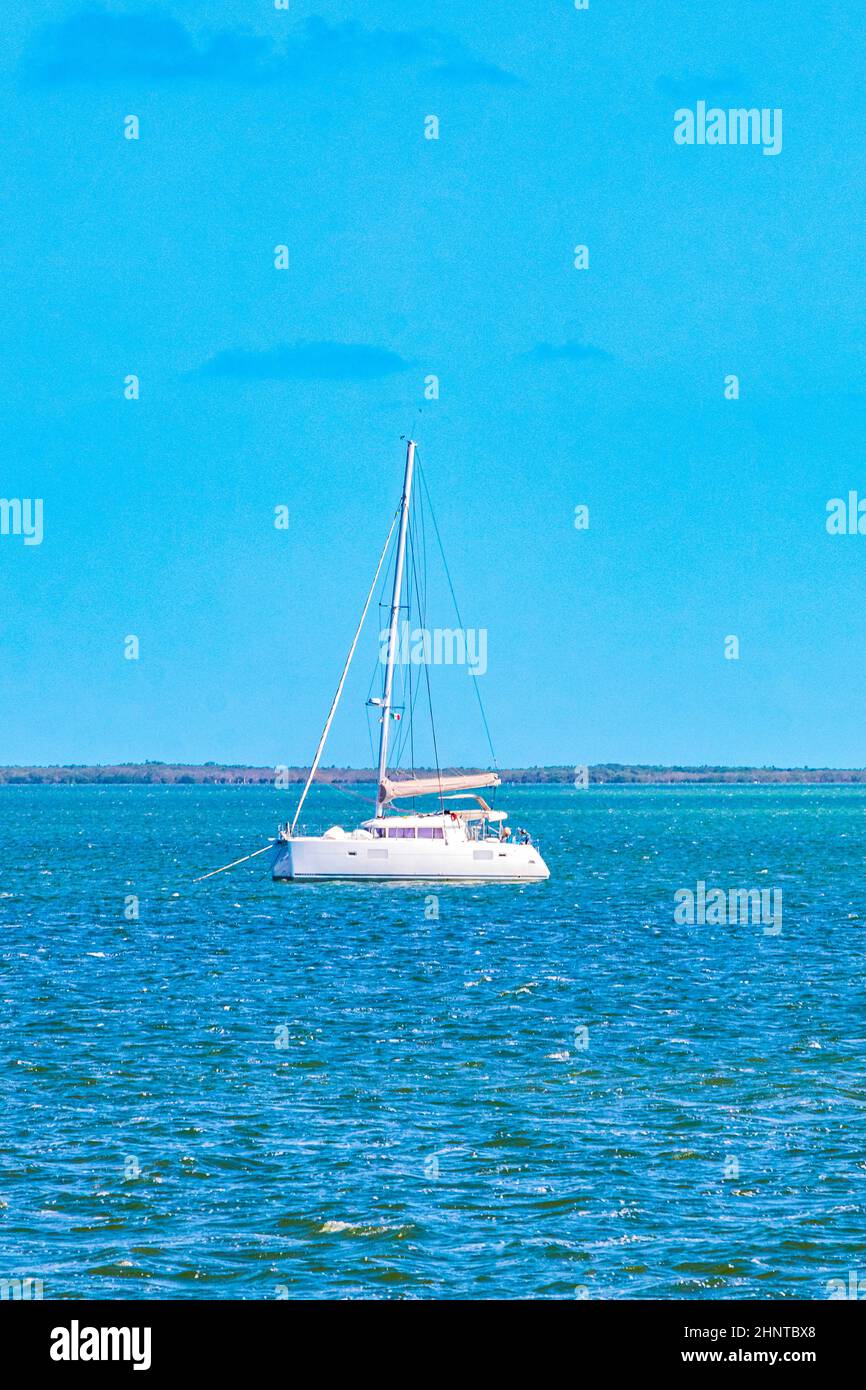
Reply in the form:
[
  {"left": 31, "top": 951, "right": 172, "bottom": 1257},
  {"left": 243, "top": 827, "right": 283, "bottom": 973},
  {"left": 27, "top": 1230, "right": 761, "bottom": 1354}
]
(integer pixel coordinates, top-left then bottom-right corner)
[{"left": 271, "top": 440, "right": 549, "bottom": 883}]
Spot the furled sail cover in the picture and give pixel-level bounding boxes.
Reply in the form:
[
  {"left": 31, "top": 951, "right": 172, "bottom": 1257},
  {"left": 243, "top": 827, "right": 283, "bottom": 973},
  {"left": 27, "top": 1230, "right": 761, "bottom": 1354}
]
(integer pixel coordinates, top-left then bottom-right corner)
[{"left": 380, "top": 772, "right": 501, "bottom": 803}]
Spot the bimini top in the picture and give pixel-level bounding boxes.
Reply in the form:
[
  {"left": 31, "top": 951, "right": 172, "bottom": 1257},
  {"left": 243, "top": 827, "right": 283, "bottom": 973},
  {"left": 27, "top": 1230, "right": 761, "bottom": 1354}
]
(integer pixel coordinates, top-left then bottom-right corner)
[{"left": 379, "top": 772, "right": 501, "bottom": 805}]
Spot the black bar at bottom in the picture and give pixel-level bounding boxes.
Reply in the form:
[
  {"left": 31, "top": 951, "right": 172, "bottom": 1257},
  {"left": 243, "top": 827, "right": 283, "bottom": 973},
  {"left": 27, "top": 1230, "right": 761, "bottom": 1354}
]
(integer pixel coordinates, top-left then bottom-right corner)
[{"left": 1, "top": 1297, "right": 862, "bottom": 1377}]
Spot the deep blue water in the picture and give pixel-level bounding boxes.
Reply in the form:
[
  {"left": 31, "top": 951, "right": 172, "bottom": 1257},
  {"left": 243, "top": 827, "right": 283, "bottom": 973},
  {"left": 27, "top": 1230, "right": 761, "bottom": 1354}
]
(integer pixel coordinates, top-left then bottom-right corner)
[{"left": 1, "top": 783, "right": 865, "bottom": 1300}]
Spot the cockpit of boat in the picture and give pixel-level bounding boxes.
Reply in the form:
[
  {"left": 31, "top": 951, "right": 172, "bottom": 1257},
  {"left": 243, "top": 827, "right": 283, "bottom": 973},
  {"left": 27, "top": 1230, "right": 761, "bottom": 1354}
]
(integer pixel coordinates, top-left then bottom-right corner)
[{"left": 360, "top": 795, "right": 514, "bottom": 844}]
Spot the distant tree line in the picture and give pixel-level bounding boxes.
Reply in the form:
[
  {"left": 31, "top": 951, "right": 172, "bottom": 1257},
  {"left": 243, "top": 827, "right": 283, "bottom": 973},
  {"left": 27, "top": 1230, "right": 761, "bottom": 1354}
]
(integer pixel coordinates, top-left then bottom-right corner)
[{"left": 2, "top": 763, "right": 866, "bottom": 786}]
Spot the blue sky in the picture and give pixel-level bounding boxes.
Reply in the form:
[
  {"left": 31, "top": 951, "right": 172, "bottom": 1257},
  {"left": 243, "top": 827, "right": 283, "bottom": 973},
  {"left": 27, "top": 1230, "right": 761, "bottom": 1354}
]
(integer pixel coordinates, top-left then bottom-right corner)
[{"left": 2, "top": 0, "right": 866, "bottom": 769}]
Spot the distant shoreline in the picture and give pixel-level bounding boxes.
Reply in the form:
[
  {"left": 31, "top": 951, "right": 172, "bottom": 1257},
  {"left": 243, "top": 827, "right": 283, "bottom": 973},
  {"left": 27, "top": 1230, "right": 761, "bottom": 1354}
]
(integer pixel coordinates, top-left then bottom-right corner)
[{"left": 3, "top": 763, "right": 866, "bottom": 786}]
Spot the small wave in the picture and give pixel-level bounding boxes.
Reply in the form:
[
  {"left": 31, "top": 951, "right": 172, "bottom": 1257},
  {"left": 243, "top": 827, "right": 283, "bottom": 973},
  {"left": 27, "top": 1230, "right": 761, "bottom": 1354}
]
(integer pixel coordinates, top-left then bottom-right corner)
[{"left": 319, "top": 1220, "right": 414, "bottom": 1238}]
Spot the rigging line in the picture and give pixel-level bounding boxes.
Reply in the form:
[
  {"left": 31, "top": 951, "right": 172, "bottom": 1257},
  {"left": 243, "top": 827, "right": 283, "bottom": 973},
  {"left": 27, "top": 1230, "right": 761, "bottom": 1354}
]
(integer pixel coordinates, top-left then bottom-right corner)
[
  {"left": 364, "top": 707, "right": 376, "bottom": 771},
  {"left": 365, "top": 518, "right": 400, "bottom": 699},
  {"left": 389, "top": 659, "right": 417, "bottom": 773},
  {"left": 363, "top": 501, "right": 408, "bottom": 770},
  {"left": 290, "top": 506, "right": 400, "bottom": 835},
  {"left": 390, "top": 515, "right": 426, "bottom": 796},
  {"left": 326, "top": 781, "right": 379, "bottom": 807},
  {"left": 389, "top": 506, "right": 425, "bottom": 776},
  {"left": 415, "top": 484, "right": 428, "bottom": 783},
  {"left": 407, "top": 503, "right": 444, "bottom": 811},
  {"left": 416, "top": 451, "right": 498, "bottom": 771},
  {"left": 399, "top": 509, "right": 415, "bottom": 773},
  {"left": 391, "top": 511, "right": 417, "bottom": 783},
  {"left": 418, "top": 480, "right": 434, "bottom": 798},
  {"left": 395, "top": 512, "right": 418, "bottom": 778},
  {"left": 387, "top": 539, "right": 407, "bottom": 768},
  {"left": 418, "top": 462, "right": 429, "bottom": 634},
  {"left": 193, "top": 842, "right": 273, "bottom": 884},
  {"left": 408, "top": 497, "right": 416, "bottom": 778},
  {"left": 362, "top": 510, "right": 404, "bottom": 754},
  {"left": 389, "top": 634, "right": 421, "bottom": 775}
]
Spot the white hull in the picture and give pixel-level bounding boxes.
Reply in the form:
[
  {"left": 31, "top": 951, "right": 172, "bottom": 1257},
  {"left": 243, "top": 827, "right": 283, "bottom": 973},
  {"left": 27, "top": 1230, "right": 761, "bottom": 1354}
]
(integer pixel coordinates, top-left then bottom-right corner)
[{"left": 273, "top": 836, "right": 549, "bottom": 882}]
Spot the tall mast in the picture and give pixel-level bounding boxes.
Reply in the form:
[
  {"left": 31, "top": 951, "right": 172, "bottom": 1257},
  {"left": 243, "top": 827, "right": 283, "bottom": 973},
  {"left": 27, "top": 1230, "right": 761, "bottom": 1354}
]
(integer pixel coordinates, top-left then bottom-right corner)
[{"left": 375, "top": 439, "right": 416, "bottom": 815}]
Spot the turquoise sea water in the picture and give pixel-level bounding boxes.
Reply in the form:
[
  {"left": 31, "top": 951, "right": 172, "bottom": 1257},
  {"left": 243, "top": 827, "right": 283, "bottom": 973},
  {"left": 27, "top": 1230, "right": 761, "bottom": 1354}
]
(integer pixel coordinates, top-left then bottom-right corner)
[{"left": 1, "top": 783, "right": 865, "bottom": 1300}]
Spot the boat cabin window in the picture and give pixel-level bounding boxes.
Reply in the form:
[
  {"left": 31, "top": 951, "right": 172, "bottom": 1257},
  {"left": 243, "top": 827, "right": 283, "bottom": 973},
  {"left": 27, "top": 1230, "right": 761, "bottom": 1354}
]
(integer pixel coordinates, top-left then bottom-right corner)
[
  {"left": 388, "top": 826, "right": 415, "bottom": 839},
  {"left": 417, "top": 827, "right": 444, "bottom": 839},
  {"left": 371, "top": 827, "right": 386, "bottom": 838}
]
